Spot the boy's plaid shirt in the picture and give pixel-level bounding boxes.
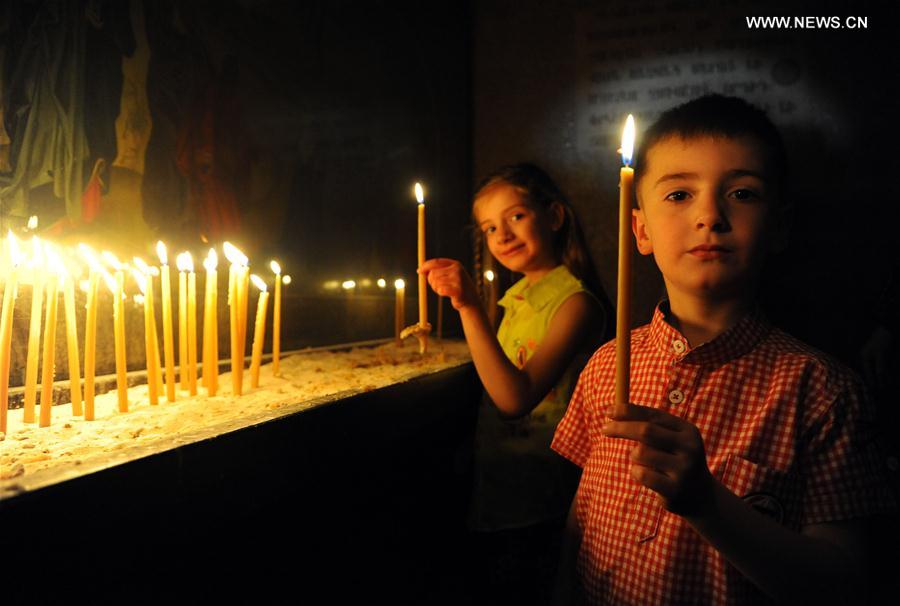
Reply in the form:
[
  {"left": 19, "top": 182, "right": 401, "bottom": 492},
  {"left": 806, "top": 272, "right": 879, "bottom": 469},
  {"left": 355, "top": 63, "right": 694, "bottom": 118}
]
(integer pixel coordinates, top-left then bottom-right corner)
[{"left": 552, "top": 303, "right": 896, "bottom": 605}]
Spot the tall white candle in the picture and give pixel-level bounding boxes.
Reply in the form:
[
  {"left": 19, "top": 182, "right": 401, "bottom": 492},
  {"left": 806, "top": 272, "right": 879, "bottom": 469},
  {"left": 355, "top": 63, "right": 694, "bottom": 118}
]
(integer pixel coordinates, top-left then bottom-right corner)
[
  {"left": 177, "top": 253, "right": 189, "bottom": 390},
  {"left": 157, "top": 242, "right": 176, "bottom": 403},
  {"left": 249, "top": 274, "right": 270, "bottom": 388},
  {"left": 270, "top": 260, "right": 282, "bottom": 377},
  {"left": 415, "top": 183, "right": 428, "bottom": 354},
  {"left": 23, "top": 237, "right": 44, "bottom": 424},
  {"left": 203, "top": 249, "right": 219, "bottom": 396},
  {"left": 63, "top": 269, "right": 83, "bottom": 416},
  {"left": 0, "top": 232, "right": 23, "bottom": 435},
  {"left": 615, "top": 114, "right": 636, "bottom": 417}
]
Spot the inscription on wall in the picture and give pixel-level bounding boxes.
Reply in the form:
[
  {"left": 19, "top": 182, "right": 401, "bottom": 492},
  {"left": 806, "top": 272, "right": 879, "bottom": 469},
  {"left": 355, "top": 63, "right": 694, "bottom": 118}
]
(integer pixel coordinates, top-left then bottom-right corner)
[{"left": 574, "top": 1, "right": 818, "bottom": 164}]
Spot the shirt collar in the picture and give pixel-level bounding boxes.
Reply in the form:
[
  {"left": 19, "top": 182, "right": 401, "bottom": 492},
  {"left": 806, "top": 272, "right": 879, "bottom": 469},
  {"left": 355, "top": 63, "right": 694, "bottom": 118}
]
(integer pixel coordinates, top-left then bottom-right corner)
[
  {"left": 648, "top": 300, "right": 771, "bottom": 365},
  {"left": 498, "top": 265, "right": 577, "bottom": 311}
]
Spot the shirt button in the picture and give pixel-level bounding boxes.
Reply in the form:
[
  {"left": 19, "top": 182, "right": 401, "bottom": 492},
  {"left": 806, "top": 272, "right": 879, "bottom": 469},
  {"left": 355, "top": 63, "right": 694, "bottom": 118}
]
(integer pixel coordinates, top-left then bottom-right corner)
[
  {"left": 672, "top": 339, "right": 686, "bottom": 354},
  {"left": 668, "top": 389, "right": 685, "bottom": 404}
]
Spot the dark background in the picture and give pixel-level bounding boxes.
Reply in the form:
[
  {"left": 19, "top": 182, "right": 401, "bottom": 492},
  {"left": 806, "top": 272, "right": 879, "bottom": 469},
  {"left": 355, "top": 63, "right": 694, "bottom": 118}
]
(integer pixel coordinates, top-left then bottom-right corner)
[{"left": 1, "top": 1, "right": 898, "bottom": 603}]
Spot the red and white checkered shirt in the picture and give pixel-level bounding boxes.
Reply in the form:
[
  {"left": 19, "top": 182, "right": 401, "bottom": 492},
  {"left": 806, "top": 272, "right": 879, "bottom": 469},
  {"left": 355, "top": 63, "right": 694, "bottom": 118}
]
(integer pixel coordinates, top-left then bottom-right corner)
[{"left": 552, "top": 303, "right": 896, "bottom": 605}]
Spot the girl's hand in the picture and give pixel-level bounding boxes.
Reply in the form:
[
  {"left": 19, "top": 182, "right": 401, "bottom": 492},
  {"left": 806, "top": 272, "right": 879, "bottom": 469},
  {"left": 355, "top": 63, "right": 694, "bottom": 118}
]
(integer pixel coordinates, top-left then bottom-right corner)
[
  {"left": 601, "top": 404, "right": 715, "bottom": 517},
  {"left": 419, "top": 258, "right": 480, "bottom": 311}
]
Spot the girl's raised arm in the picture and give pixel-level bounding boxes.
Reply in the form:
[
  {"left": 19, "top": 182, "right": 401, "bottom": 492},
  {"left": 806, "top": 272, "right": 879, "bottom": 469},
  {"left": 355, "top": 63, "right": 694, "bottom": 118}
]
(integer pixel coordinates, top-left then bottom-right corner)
[{"left": 421, "top": 258, "right": 603, "bottom": 418}]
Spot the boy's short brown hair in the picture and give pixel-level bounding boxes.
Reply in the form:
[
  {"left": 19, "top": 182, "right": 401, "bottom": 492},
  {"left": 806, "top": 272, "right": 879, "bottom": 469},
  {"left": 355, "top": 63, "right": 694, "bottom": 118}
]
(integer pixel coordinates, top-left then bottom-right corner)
[{"left": 633, "top": 95, "right": 788, "bottom": 205}]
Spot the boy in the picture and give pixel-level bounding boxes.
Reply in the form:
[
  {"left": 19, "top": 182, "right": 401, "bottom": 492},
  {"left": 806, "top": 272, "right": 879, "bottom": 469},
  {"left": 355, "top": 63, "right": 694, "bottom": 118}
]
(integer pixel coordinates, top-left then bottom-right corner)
[{"left": 551, "top": 95, "right": 896, "bottom": 604}]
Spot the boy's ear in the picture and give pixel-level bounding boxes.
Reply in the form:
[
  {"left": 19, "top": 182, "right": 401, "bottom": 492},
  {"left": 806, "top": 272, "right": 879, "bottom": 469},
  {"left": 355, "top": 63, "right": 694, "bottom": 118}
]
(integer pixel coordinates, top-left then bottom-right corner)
[
  {"left": 549, "top": 201, "right": 565, "bottom": 232},
  {"left": 632, "top": 208, "right": 654, "bottom": 256}
]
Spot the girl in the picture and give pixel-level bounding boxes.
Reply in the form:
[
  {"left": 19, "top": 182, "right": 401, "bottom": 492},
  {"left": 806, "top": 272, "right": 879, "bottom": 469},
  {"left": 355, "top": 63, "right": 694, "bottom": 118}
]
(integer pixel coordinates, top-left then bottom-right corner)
[{"left": 421, "top": 163, "right": 612, "bottom": 605}]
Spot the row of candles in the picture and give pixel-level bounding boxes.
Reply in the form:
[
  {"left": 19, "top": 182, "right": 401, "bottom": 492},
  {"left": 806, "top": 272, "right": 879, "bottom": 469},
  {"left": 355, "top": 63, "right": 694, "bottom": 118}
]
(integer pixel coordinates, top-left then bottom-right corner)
[
  {"left": 0, "top": 237, "right": 291, "bottom": 434},
  {"left": 0, "top": 181, "right": 434, "bottom": 435},
  {"left": 2, "top": 107, "right": 634, "bottom": 431}
]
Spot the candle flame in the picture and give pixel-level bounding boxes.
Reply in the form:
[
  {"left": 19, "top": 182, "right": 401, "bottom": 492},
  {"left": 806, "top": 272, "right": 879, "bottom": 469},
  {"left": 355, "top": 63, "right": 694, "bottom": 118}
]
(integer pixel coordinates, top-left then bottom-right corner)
[
  {"left": 101, "top": 251, "right": 123, "bottom": 271},
  {"left": 5, "top": 230, "right": 23, "bottom": 268},
  {"left": 414, "top": 182, "right": 424, "bottom": 204},
  {"left": 377, "top": 278, "right": 386, "bottom": 288},
  {"left": 78, "top": 243, "right": 102, "bottom": 272},
  {"left": 176, "top": 252, "right": 194, "bottom": 273},
  {"left": 621, "top": 114, "right": 635, "bottom": 167},
  {"left": 156, "top": 241, "right": 168, "bottom": 266},
  {"left": 30, "top": 237, "right": 44, "bottom": 269},
  {"left": 223, "top": 241, "right": 248, "bottom": 266},
  {"left": 131, "top": 267, "right": 148, "bottom": 294},
  {"left": 342, "top": 280, "right": 356, "bottom": 290},
  {"left": 394, "top": 278, "right": 405, "bottom": 290},
  {"left": 100, "top": 268, "right": 117, "bottom": 294},
  {"left": 134, "top": 293, "right": 145, "bottom": 306},
  {"left": 44, "top": 244, "right": 66, "bottom": 277},
  {"left": 270, "top": 260, "right": 281, "bottom": 275},
  {"left": 484, "top": 269, "right": 495, "bottom": 282},
  {"left": 79, "top": 279, "right": 90, "bottom": 293},
  {"left": 133, "top": 257, "right": 149, "bottom": 274},
  {"left": 251, "top": 274, "right": 267, "bottom": 292},
  {"left": 27, "top": 215, "right": 38, "bottom": 230},
  {"left": 282, "top": 275, "right": 292, "bottom": 285},
  {"left": 203, "top": 248, "right": 218, "bottom": 272}
]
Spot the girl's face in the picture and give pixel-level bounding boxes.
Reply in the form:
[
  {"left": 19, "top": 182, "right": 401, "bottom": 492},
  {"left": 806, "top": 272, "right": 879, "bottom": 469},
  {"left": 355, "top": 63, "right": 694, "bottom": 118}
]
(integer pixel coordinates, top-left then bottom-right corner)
[{"left": 474, "top": 183, "right": 562, "bottom": 280}]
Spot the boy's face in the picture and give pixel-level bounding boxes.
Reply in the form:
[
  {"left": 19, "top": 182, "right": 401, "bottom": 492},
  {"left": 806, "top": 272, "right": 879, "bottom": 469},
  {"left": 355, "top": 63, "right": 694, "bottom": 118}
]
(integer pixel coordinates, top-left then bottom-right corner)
[{"left": 633, "top": 135, "right": 784, "bottom": 302}]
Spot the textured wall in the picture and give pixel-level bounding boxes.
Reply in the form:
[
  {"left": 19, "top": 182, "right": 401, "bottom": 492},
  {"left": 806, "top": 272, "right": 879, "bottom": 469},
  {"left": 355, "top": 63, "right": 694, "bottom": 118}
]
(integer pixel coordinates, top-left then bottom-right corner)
[{"left": 473, "top": 0, "right": 896, "bottom": 363}]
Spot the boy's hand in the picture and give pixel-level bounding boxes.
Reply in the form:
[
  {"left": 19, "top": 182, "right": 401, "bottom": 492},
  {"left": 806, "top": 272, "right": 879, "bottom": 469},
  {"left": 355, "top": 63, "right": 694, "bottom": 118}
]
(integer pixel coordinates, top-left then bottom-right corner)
[
  {"left": 602, "top": 404, "right": 715, "bottom": 517},
  {"left": 419, "top": 258, "right": 480, "bottom": 311}
]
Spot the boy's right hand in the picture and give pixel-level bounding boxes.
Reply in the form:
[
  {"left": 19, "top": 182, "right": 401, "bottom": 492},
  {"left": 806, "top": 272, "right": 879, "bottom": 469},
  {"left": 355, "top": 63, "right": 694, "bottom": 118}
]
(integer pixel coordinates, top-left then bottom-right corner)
[{"left": 419, "top": 258, "right": 480, "bottom": 311}]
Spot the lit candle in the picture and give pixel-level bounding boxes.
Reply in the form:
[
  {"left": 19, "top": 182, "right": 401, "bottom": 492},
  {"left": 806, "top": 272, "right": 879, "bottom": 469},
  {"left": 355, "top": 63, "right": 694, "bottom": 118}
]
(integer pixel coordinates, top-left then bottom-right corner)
[
  {"left": 415, "top": 182, "right": 429, "bottom": 354},
  {"left": 223, "top": 242, "right": 248, "bottom": 396},
  {"left": 270, "top": 260, "right": 282, "bottom": 377},
  {"left": 615, "top": 114, "right": 636, "bottom": 417},
  {"left": 157, "top": 242, "right": 176, "bottom": 402},
  {"left": 39, "top": 246, "right": 63, "bottom": 428},
  {"left": 0, "top": 232, "right": 23, "bottom": 434},
  {"left": 239, "top": 263, "right": 250, "bottom": 387},
  {"left": 23, "top": 237, "right": 44, "bottom": 424},
  {"left": 394, "top": 278, "right": 405, "bottom": 346},
  {"left": 202, "top": 249, "right": 218, "bottom": 396},
  {"left": 227, "top": 252, "right": 238, "bottom": 394},
  {"left": 249, "top": 274, "right": 270, "bottom": 388},
  {"left": 484, "top": 269, "right": 498, "bottom": 329},
  {"left": 103, "top": 251, "right": 128, "bottom": 412},
  {"left": 79, "top": 245, "right": 102, "bottom": 421},
  {"left": 186, "top": 253, "right": 198, "bottom": 395},
  {"left": 177, "top": 253, "right": 189, "bottom": 390},
  {"left": 62, "top": 265, "right": 83, "bottom": 416},
  {"left": 133, "top": 259, "right": 160, "bottom": 405},
  {"left": 282, "top": 275, "right": 291, "bottom": 359}
]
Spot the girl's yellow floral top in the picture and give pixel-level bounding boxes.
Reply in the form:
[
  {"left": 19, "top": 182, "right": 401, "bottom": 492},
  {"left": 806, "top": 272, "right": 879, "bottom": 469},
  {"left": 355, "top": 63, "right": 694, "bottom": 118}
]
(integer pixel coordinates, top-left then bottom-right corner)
[{"left": 469, "top": 264, "right": 593, "bottom": 531}]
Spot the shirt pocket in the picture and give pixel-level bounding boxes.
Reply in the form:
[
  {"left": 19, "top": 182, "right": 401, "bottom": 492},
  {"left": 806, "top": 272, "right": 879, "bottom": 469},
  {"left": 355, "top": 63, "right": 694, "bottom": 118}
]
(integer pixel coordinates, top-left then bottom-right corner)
[
  {"left": 721, "top": 454, "right": 795, "bottom": 526},
  {"left": 629, "top": 486, "right": 663, "bottom": 542}
]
